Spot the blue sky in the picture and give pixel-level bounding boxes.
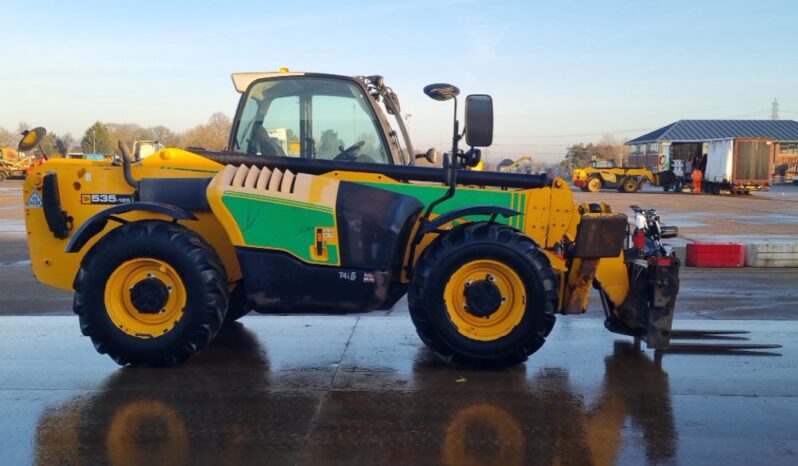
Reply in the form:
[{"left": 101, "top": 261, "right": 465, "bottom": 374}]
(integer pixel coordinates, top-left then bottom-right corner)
[{"left": 1, "top": 0, "right": 796, "bottom": 162}]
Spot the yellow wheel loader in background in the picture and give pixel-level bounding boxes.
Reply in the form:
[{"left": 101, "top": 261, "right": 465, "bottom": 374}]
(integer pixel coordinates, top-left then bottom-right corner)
[
  {"left": 572, "top": 160, "right": 676, "bottom": 193},
  {"left": 22, "top": 71, "right": 683, "bottom": 368}
]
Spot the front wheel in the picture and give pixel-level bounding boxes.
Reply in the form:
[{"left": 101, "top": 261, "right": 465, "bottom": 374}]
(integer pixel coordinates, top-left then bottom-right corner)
[
  {"left": 408, "top": 223, "right": 558, "bottom": 368},
  {"left": 74, "top": 221, "right": 228, "bottom": 366},
  {"left": 586, "top": 177, "right": 602, "bottom": 192}
]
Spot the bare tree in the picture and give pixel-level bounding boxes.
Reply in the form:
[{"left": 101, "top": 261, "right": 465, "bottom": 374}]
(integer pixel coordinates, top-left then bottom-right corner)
[
  {"left": 0, "top": 127, "right": 16, "bottom": 147},
  {"left": 595, "top": 134, "right": 628, "bottom": 165},
  {"left": 54, "top": 133, "right": 76, "bottom": 156},
  {"left": 180, "top": 113, "right": 231, "bottom": 151},
  {"left": 149, "top": 126, "right": 179, "bottom": 146}
]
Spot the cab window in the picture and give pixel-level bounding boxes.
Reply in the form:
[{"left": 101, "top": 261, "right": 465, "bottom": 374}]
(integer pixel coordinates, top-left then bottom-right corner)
[
  {"left": 233, "top": 77, "right": 391, "bottom": 164},
  {"left": 593, "top": 160, "right": 616, "bottom": 168}
]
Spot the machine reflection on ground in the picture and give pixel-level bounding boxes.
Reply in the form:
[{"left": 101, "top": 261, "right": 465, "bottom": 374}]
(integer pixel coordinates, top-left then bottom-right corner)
[{"left": 33, "top": 324, "right": 679, "bottom": 466}]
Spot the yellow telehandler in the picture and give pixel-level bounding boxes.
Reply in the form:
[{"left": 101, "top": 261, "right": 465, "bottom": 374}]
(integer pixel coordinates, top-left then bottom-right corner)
[{"left": 22, "top": 71, "right": 684, "bottom": 367}]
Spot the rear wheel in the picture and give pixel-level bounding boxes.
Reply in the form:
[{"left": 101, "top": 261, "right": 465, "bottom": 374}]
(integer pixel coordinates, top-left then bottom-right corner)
[
  {"left": 408, "top": 223, "right": 558, "bottom": 368},
  {"left": 586, "top": 177, "right": 602, "bottom": 192},
  {"left": 0, "top": 171, "right": 7, "bottom": 182},
  {"left": 74, "top": 220, "right": 228, "bottom": 366}
]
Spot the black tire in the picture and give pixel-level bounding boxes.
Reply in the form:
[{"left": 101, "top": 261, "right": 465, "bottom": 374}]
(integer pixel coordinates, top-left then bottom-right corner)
[
  {"left": 663, "top": 185, "right": 671, "bottom": 192},
  {"left": 224, "top": 282, "right": 251, "bottom": 324},
  {"left": 0, "top": 171, "right": 7, "bottom": 182},
  {"left": 621, "top": 178, "right": 638, "bottom": 193},
  {"left": 408, "top": 222, "right": 558, "bottom": 368},
  {"left": 74, "top": 220, "right": 228, "bottom": 366}
]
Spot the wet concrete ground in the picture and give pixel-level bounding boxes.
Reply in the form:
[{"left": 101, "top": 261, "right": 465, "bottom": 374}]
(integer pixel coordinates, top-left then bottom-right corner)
[{"left": 1, "top": 316, "right": 795, "bottom": 465}]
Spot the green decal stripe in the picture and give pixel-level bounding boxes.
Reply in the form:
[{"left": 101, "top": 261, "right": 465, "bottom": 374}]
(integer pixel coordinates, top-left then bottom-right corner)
[
  {"left": 359, "top": 181, "right": 517, "bottom": 226},
  {"left": 224, "top": 190, "right": 333, "bottom": 214},
  {"left": 510, "top": 192, "right": 516, "bottom": 227},
  {"left": 221, "top": 193, "right": 339, "bottom": 265},
  {"left": 510, "top": 192, "right": 520, "bottom": 228}
]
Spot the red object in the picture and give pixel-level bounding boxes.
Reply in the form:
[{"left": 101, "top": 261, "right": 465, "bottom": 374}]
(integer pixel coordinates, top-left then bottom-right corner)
[
  {"left": 692, "top": 169, "right": 703, "bottom": 194},
  {"left": 632, "top": 230, "right": 645, "bottom": 249},
  {"left": 651, "top": 257, "right": 672, "bottom": 267},
  {"left": 686, "top": 243, "right": 745, "bottom": 268}
]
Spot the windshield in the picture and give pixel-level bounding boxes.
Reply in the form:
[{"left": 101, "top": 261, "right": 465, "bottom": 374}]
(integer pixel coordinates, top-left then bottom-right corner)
[{"left": 232, "top": 77, "right": 391, "bottom": 164}]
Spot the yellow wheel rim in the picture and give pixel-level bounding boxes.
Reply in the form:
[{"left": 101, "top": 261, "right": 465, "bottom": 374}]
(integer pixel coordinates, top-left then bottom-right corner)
[
  {"left": 587, "top": 178, "right": 601, "bottom": 192},
  {"left": 443, "top": 259, "right": 526, "bottom": 341},
  {"left": 105, "top": 258, "right": 187, "bottom": 338}
]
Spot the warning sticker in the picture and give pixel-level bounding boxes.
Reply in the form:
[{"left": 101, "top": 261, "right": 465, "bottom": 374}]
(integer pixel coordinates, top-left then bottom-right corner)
[{"left": 26, "top": 191, "right": 43, "bottom": 208}]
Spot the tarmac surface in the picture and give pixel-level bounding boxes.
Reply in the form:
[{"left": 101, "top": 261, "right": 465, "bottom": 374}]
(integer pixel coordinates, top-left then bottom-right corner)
[
  {"left": 1, "top": 316, "right": 796, "bottom": 466},
  {"left": 1, "top": 179, "right": 797, "bottom": 465}
]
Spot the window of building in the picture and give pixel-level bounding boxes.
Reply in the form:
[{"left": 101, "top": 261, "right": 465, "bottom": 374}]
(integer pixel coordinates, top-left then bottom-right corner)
[{"left": 780, "top": 143, "right": 798, "bottom": 155}]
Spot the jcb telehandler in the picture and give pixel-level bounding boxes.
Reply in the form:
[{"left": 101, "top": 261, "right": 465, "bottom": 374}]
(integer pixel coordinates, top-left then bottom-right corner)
[
  {"left": 572, "top": 159, "right": 676, "bottom": 193},
  {"left": 22, "top": 70, "right": 682, "bottom": 368}
]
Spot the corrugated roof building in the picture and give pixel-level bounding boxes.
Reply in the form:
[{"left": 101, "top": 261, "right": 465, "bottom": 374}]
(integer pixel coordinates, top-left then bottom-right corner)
[{"left": 625, "top": 120, "right": 798, "bottom": 178}]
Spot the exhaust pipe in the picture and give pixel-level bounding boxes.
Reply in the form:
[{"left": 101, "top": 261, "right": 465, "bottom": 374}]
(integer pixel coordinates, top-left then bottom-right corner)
[{"left": 118, "top": 140, "right": 138, "bottom": 189}]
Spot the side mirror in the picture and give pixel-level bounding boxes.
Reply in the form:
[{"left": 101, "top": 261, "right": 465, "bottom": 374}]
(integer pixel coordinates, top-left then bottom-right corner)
[
  {"left": 415, "top": 148, "right": 440, "bottom": 165},
  {"left": 464, "top": 94, "right": 493, "bottom": 147},
  {"left": 423, "top": 83, "right": 460, "bottom": 101},
  {"left": 18, "top": 127, "right": 47, "bottom": 152}
]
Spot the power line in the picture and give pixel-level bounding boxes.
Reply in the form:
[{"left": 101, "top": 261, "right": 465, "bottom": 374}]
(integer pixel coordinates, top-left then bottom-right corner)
[{"left": 494, "top": 127, "right": 654, "bottom": 139}]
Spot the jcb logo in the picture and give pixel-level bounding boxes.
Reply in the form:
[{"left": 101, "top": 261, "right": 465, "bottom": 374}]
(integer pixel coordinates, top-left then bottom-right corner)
[{"left": 81, "top": 194, "right": 134, "bottom": 205}]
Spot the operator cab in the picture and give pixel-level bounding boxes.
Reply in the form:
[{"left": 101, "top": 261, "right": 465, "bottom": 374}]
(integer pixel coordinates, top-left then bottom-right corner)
[
  {"left": 592, "top": 160, "right": 616, "bottom": 169},
  {"left": 230, "top": 73, "right": 405, "bottom": 166}
]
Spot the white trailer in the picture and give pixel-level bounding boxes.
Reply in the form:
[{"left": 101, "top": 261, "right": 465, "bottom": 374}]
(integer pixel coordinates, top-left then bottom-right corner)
[{"left": 704, "top": 138, "right": 774, "bottom": 194}]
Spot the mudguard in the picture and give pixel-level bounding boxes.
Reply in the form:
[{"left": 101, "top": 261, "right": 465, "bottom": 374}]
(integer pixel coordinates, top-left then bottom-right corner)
[
  {"left": 417, "top": 205, "right": 520, "bottom": 237},
  {"left": 65, "top": 202, "right": 197, "bottom": 253}
]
